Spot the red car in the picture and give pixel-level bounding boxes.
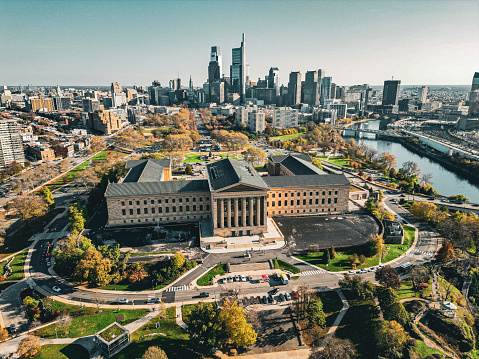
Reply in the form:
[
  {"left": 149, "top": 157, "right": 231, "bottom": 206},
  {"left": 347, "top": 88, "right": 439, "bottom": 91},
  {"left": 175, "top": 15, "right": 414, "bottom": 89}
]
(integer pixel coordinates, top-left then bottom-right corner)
[{"left": 291, "top": 291, "right": 299, "bottom": 299}]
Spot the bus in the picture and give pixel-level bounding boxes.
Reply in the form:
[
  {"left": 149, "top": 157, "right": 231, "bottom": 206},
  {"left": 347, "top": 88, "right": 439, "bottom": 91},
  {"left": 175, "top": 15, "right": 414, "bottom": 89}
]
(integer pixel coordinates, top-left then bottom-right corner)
[
  {"left": 396, "top": 262, "right": 412, "bottom": 274},
  {"left": 280, "top": 273, "right": 289, "bottom": 285}
]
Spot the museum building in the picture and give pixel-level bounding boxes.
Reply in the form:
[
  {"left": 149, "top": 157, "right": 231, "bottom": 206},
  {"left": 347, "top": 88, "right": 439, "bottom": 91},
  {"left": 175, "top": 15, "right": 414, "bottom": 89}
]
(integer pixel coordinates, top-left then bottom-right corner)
[{"left": 105, "top": 154, "right": 350, "bottom": 237}]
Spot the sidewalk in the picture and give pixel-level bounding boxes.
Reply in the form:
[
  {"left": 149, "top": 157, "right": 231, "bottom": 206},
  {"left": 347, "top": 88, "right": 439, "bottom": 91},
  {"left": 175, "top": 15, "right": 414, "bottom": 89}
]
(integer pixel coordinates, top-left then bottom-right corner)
[{"left": 316, "top": 289, "right": 349, "bottom": 351}]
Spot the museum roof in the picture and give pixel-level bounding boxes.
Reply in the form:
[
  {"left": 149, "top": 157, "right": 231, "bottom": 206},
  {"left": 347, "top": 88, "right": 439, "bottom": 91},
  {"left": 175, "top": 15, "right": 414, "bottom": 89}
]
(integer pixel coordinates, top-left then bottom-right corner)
[
  {"left": 123, "top": 159, "right": 171, "bottom": 183},
  {"left": 263, "top": 174, "right": 350, "bottom": 188},
  {"left": 105, "top": 179, "right": 209, "bottom": 197},
  {"left": 269, "top": 153, "right": 312, "bottom": 164},
  {"left": 206, "top": 158, "right": 269, "bottom": 191},
  {"left": 279, "top": 156, "right": 326, "bottom": 175}
]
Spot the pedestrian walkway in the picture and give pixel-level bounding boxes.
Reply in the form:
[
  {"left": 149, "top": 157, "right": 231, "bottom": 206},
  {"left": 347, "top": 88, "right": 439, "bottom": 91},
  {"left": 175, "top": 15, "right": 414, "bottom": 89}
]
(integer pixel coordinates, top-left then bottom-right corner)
[
  {"left": 412, "top": 248, "right": 435, "bottom": 256},
  {"left": 164, "top": 285, "right": 190, "bottom": 292},
  {"left": 175, "top": 306, "right": 187, "bottom": 330},
  {"left": 124, "top": 310, "right": 159, "bottom": 333},
  {"left": 300, "top": 269, "right": 326, "bottom": 276},
  {"left": 316, "top": 289, "right": 349, "bottom": 351}
]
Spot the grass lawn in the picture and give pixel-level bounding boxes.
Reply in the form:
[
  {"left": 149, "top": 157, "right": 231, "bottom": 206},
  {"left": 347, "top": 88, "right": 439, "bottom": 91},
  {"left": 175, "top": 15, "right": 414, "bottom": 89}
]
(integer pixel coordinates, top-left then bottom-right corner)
[
  {"left": 270, "top": 132, "right": 305, "bottom": 141},
  {"left": 35, "top": 301, "right": 148, "bottom": 338},
  {"left": 383, "top": 225, "right": 416, "bottom": 263},
  {"left": 0, "top": 207, "right": 64, "bottom": 260},
  {"left": 99, "top": 282, "right": 166, "bottom": 291},
  {"left": 273, "top": 259, "right": 300, "bottom": 274},
  {"left": 0, "top": 250, "right": 27, "bottom": 280},
  {"left": 35, "top": 344, "right": 90, "bottom": 359},
  {"left": 113, "top": 307, "right": 196, "bottom": 359},
  {"left": 296, "top": 251, "right": 380, "bottom": 272},
  {"left": 414, "top": 340, "right": 446, "bottom": 358},
  {"left": 197, "top": 263, "right": 226, "bottom": 286},
  {"left": 396, "top": 279, "right": 432, "bottom": 300},
  {"left": 335, "top": 292, "right": 379, "bottom": 358},
  {"left": 316, "top": 155, "right": 351, "bottom": 167}
]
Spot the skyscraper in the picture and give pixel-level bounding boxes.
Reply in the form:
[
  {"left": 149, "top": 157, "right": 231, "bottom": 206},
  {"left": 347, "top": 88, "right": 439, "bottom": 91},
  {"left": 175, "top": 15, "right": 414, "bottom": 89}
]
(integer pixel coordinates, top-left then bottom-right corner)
[
  {"left": 208, "top": 46, "right": 222, "bottom": 84},
  {"left": 469, "top": 72, "right": 479, "bottom": 117},
  {"left": 111, "top": 82, "right": 122, "bottom": 94},
  {"left": 287, "top": 72, "right": 301, "bottom": 106},
  {"left": 382, "top": 79, "right": 401, "bottom": 106},
  {"left": 303, "top": 71, "right": 319, "bottom": 106},
  {"left": 320, "top": 77, "right": 332, "bottom": 104},
  {"left": 210, "top": 46, "right": 222, "bottom": 78},
  {"left": 417, "top": 86, "right": 428, "bottom": 103},
  {"left": 0, "top": 120, "right": 25, "bottom": 168},
  {"left": 230, "top": 33, "right": 246, "bottom": 103}
]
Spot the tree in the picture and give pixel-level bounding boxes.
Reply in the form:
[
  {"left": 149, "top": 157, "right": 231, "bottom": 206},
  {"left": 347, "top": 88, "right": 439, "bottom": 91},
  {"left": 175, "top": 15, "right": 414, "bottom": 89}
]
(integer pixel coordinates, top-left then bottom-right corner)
[
  {"left": 381, "top": 152, "right": 398, "bottom": 169},
  {"left": 330, "top": 245, "right": 336, "bottom": 259},
  {"left": 402, "top": 161, "right": 421, "bottom": 177},
  {"left": 377, "top": 287, "right": 409, "bottom": 326},
  {"left": 306, "top": 298, "right": 326, "bottom": 327},
  {"left": 409, "top": 266, "right": 430, "bottom": 291},
  {"left": 219, "top": 299, "right": 257, "bottom": 347},
  {"left": 186, "top": 302, "right": 224, "bottom": 354},
  {"left": 9, "top": 195, "right": 48, "bottom": 223},
  {"left": 90, "top": 136, "right": 106, "bottom": 153},
  {"left": 8, "top": 161, "right": 23, "bottom": 175},
  {"left": 324, "top": 249, "right": 330, "bottom": 265},
  {"left": 171, "top": 252, "right": 186, "bottom": 269},
  {"left": 375, "top": 265, "right": 400, "bottom": 289},
  {"left": 73, "top": 249, "right": 112, "bottom": 286},
  {"left": 435, "top": 241, "right": 456, "bottom": 262},
  {"left": 376, "top": 320, "right": 407, "bottom": 353},
  {"left": 38, "top": 187, "right": 55, "bottom": 208},
  {"left": 410, "top": 201, "right": 437, "bottom": 222},
  {"left": 162, "top": 134, "right": 193, "bottom": 152},
  {"left": 241, "top": 147, "right": 266, "bottom": 165},
  {"left": 310, "top": 338, "right": 357, "bottom": 359},
  {"left": 369, "top": 234, "right": 384, "bottom": 257},
  {"left": 17, "top": 335, "right": 41, "bottom": 358},
  {"left": 0, "top": 326, "right": 8, "bottom": 341},
  {"left": 142, "top": 346, "right": 168, "bottom": 359},
  {"left": 185, "top": 164, "right": 193, "bottom": 175},
  {"left": 74, "top": 167, "right": 99, "bottom": 190}
]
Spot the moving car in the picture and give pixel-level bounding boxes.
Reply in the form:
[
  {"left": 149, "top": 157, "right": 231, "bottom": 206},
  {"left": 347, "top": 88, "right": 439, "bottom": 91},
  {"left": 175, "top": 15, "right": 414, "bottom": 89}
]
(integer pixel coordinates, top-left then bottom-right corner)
[
  {"left": 118, "top": 298, "right": 129, "bottom": 304},
  {"left": 199, "top": 292, "right": 210, "bottom": 298},
  {"left": 52, "top": 286, "right": 61, "bottom": 293}
]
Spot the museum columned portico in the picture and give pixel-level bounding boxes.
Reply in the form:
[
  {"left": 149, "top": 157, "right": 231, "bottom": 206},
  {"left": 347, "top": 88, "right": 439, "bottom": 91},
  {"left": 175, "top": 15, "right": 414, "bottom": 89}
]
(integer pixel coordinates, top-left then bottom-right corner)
[{"left": 212, "top": 194, "right": 268, "bottom": 237}]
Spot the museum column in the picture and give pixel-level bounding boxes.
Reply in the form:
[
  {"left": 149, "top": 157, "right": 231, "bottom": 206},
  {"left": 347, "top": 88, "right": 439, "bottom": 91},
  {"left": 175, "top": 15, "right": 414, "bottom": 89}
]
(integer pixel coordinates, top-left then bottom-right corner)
[
  {"left": 219, "top": 199, "right": 224, "bottom": 228},
  {"left": 249, "top": 197, "right": 254, "bottom": 228},
  {"left": 226, "top": 198, "right": 231, "bottom": 228},
  {"left": 234, "top": 198, "right": 239, "bottom": 228}
]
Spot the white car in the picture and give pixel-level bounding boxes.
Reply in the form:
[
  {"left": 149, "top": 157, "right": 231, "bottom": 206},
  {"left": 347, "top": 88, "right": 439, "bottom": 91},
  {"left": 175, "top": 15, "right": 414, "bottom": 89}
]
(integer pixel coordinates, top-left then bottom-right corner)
[
  {"left": 241, "top": 275, "right": 247, "bottom": 282},
  {"left": 52, "top": 286, "right": 61, "bottom": 292},
  {"left": 118, "top": 298, "right": 129, "bottom": 304}
]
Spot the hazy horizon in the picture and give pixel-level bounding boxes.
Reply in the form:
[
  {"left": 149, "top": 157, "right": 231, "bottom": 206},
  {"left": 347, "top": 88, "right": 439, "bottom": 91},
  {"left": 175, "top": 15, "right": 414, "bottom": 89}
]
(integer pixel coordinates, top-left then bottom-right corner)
[{"left": 1, "top": 0, "right": 478, "bottom": 87}]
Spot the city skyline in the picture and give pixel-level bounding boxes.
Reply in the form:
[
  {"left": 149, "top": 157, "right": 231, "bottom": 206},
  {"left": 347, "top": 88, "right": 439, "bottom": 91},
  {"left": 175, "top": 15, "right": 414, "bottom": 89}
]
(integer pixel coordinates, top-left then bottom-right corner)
[{"left": 1, "top": 0, "right": 478, "bottom": 86}]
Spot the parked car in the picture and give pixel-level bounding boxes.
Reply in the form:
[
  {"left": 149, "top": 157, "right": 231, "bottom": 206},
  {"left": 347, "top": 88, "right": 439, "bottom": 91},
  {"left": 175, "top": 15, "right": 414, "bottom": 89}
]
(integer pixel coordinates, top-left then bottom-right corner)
[
  {"left": 261, "top": 296, "right": 268, "bottom": 304},
  {"left": 248, "top": 275, "right": 253, "bottom": 281},
  {"left": 241, "top": 275, "right": 247, "bottom": 282},
  {"left": 9, "top": 324, "right": 16, "bottom": 333},
  {"left": 291, "top": 291, "right": 299, "bottom": 299},
  {"left": 268, "top": 294, "right": 274, "bottom": 303},
  {"left": 279, "top": 293, "right": 286, "bottom": 302},
  {"left": 271, "top": 288, "right": 279, "bottom": 295},
  {"left": 285, "top": 292, "right": 291, "bottom": 301},
  {"left": 199, "top": 292, "right": 210, "bottom": 298},
  {"left": 228, "top": 276, "right": 233, "bottom": 283},
  {"left": 52, "top": 286, "right": 61, "bottom": 293},
  {"left": 118, "top": 298, "right": 129, "bottom": 304}
]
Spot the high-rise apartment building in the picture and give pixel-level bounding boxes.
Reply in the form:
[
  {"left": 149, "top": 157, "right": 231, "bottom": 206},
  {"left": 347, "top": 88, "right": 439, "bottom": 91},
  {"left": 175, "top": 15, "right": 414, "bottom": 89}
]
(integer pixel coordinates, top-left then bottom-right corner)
[
  {"left": 417, "top": 86, "right": 428, "bottom": 103},
  {"left": 303, "top": 71, "right": 319, "bottom": 106},
  {"left": 111, "top": 82, "right": 122, "bottom": 94},
  {"left": 88, "top": 110, "right": 122, "bottom": 135},
  {"left": 29, "top": 97, "right": 54, "bottom": 112},
  {"left": 287, "top": 71, "right": 301, "bottom": 106},
  {"left": 382, "top": 79, "right": 401, "bottom": 106},
  {"left": 267, "top": 67, "right": 280, "bottom": 96},
  {"left": 230, "top": 33, "right": 246, "bottom": 102},
  {"left": 82, "top": 98, "right": 100, "bottom": 113},
  {"left": 0, "top": 120, "right": 25, "bottom": 168},
  {"left": 272, "top": 107, "right": 299, "bottom": 128}
]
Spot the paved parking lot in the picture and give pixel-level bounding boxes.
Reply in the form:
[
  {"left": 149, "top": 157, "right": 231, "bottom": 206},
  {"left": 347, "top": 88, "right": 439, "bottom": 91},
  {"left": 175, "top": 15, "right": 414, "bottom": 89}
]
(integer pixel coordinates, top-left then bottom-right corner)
[{"left": 275, "top": 213, "right": 379, "bottom": 250}]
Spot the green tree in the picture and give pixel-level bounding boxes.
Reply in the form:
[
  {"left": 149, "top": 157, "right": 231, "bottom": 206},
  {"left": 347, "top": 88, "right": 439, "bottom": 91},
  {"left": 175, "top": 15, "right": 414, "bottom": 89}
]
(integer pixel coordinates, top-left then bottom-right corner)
[
  {"left": 185, "top": 164, "right": 193, "bottom": 175},
  {"left": 141, "top": 346, "right": 168, "bottom": 359},
  {"left": 358, "top": 254, "right": 366, "bottom": 265},
  {"left": 409, "top": 266, "right": 429, "bottom": 291},
  {"left": 186, "top": 302, "right": 224, "bottom": 354},
  {"left": 38, "top": 187, "right": 55, "bottom": 208},
  {"left": 324, "top": 249, "right": 330, "bottom": 265},
  {"left": 306, "top": 298, "right": 326, "bottom": 328},
  {"left": 73, "top": 249, "right": 111, "bottom": 286},
  {"left": 377, "top": 287, "right": 409, "bottom": 326},
  {"left": 347, "top": 253, "right": 357, "bottom": 265},
  {"left": 329, "top": 245, "right": 336, "bottom": 259}
]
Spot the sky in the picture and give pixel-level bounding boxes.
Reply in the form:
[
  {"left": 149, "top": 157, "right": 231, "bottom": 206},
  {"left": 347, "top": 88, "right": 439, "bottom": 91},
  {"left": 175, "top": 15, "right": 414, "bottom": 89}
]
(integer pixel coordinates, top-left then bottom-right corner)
[{"left": 1, "top": 0, "right": 478, "bottom": 87}]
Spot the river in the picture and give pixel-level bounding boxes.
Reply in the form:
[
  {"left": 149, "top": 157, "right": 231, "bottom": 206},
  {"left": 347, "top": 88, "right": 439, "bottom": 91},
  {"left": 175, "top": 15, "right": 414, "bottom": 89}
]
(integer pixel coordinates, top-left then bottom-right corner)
[{"left": 350, "top": 120, "right": 479, "bottom": 203}]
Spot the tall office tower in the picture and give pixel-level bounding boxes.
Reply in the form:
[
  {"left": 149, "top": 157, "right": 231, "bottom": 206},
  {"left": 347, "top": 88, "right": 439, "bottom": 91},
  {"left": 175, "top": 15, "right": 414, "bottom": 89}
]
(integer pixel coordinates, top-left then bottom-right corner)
[
  {"left": 320, "top": 77, "right": 332, "bottom": 104},
  {"left": 111, "top": 82, "right": 122, "bottom": 94},
  {"left": 169, "top": 79, "right": 181, "bottom": 90},
  {"left": 469, "top": 72, "right": 479, "bottom": 117},
  {"left": 189, "top": 75, "right": 193, "bottom": 90},
  {"left": 417, "top": 86, "right": 428, "bottom": 103},
  {"left": 304, "top": 71, "right": 319, "bottom": 106},
  {"left": 382, "top": 79, "right": 401, "bottom": 106},
  {"left": 230, "top": 33, "right": 246, "bottom": 102},
  {"left": 287, "top": 71, "right": 302, "bottom": 106},
  {"left": 0, "top": 120, "right": 25, "bottom": 168},
  {"left": 210, "top": 46, "right": 222, "bottom": 77},
  {"left": 245, "top": 63, "right": 250, "bottom": 88},
  {"left": 56, "top": 85, "right": 62, "bottom": 96},
  {"left": 330, "top": 83, "right": 337, "bottom": 100},
  {"left": 267, "top": 67, "right": 280, "bottom": 95},
  {"left": 317, "top": 69, "right": 325, "bottom": 100},
  {"left": 472, "top": 72, "right": 479, "bottom": 92}
]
